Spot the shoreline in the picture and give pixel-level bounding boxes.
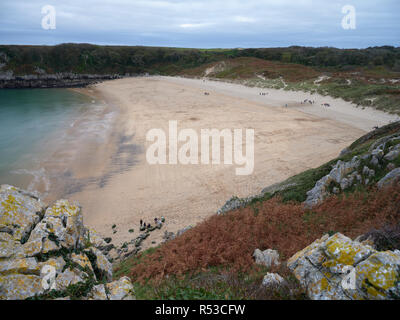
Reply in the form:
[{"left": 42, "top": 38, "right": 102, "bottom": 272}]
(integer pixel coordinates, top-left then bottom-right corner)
[{"left": 63, "top": 76, "right": 398, "bottom": 248}]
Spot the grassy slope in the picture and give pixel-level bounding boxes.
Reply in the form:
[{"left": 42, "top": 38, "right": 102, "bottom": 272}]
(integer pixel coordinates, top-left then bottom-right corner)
[
  {"left": 113, "top": 122, "right": 400, "bottom": 300},
  {"left": 178, "top": 57, "right": 400, "bottom": 115}
]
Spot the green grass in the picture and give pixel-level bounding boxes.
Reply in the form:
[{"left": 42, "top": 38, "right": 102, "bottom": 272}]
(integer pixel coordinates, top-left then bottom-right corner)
[
  {"left": 247, "top": 121, "right": 400, "bottom": 205},
  {"left": 115, "top": 260, "right": 305, "bottom": 300}
]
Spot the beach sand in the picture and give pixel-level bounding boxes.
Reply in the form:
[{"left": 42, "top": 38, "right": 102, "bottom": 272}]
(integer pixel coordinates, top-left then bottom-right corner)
[{"left": 68, "top": 76, "right": 399, "bottom": 248}]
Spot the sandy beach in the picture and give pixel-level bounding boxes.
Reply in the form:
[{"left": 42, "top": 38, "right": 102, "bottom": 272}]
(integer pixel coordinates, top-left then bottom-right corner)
[{"left": 67, "top": 76, "right": 399, "bottom": 247}]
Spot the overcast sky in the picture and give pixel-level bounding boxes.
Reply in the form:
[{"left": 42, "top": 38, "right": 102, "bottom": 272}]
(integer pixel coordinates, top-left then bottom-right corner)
[{"left": 0, "top": 0, "right": 398, "bottom": 48}]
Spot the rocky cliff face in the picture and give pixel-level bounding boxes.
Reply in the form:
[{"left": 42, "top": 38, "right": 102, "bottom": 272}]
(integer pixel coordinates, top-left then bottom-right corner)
[
  {"left": 0, "top": 71, "right": 121, "bottom": 89},
  {"left": 0, "top": 185, "right": 135, "bottom": 300}
]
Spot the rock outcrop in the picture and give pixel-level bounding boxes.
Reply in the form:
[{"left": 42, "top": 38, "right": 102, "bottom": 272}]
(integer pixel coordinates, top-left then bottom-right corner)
[
  {"left": 0, "top": 72, "right": 121, "bottom": 89},
  {"left": 304, "top": 132, "right": 400, "bottom": 208},
  {"left": 287, "top": 233, "right": 400, "bottom": 300},
  {"left": 253, "top": 248, "right": 280, "bottom": 268},
  {"left": 0, "top": 185, "right": 135, "bottom": 300}
]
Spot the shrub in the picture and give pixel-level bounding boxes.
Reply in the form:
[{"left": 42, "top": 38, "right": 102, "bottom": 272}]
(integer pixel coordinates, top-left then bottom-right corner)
[{"left": 126, "top": 185, "right": 400, "bottom": 283}]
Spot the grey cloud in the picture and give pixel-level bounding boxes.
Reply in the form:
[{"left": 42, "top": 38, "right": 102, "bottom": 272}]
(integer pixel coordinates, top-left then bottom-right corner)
[{"left": 0, "top": 0, "right": 398, "bottom": 48}]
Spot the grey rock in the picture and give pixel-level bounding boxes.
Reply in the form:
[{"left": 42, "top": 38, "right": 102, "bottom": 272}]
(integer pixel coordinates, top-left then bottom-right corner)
[
  {"left": 384, "top": 149, "right": 400, "bottom": 161},
  {"left": 370, "top": 155, "right": 380, "bottom": 166},
  {"left": 261, "top": 273, "right": 286, "bottom": 287},
  {"left": 253, "top": 249, "right": 280, "bottom": 268},
  {"left": 340, "top": 178, "right": 351, "bottom": 190},
  {"left": 377, "top": 168, "right": 400, "bottom": 188},
  {"left": 287, "top": 233, "right": 400, "bottom": 300}
]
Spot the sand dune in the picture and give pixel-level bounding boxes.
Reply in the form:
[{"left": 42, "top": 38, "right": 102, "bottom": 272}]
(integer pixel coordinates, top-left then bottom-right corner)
[{"left": 69, "top": 76, "right": 398, "bottom": 247}]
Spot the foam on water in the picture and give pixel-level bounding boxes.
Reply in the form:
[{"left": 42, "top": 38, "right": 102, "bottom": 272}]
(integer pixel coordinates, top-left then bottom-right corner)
[{"left": 0, "top": 88, "right": 117, "bottom": 199}]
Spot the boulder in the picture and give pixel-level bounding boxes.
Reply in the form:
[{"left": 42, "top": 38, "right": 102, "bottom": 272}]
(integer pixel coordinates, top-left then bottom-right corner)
[
  {"left": 304, "top": 175, "right": 333, "bottom": 208},
  {"left": 287, "top": 233, "right": 400, "bottom": 300},
  {"left": 377, "top": 168, "right": 400, "bottom": 188},
  {"left": 261, "top": 273, "right": 285, "bottom": 287},
  {"left": 106, "top": 276, "right": 135, "bottom": 300},
  {"left": 0, "top": 274, "right": 44, "bottom": 300},
  {"left": 384, "top": 150, "right": 400, "bottom": 162},
  {"left": 253, "top": 249, "right": 280, "bottom": 268},
  {"left": 0, "top": 185, "right": 44, "bottom": 243}
]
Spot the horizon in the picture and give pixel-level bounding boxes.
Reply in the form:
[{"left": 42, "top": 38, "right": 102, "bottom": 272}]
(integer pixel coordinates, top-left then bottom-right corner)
[
  {"left": 1, "top": 42, "right": 399, "bottom": 50},
  {"left": 1, "top": 0, "right": 399, "bottom": 48}
]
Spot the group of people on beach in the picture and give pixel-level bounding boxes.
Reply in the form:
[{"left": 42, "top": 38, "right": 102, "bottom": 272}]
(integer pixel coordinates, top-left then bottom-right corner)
[
  {"left": 140, "top": 217, "right": 164, "bottom": 231},
  {"left": 259, "top": 92, "right": 268, "bottom": 96},
  {"left": 299, "top": 99, "right": 331, "bottom": 108},
  {"left": 301, "top": 99, "right": 315, "bottom": 105}
]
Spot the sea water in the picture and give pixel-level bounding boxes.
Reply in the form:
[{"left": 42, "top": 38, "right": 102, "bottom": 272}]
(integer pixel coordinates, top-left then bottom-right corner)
[{"left": 0, "top": 88, "right": 116, "bottom": 198}]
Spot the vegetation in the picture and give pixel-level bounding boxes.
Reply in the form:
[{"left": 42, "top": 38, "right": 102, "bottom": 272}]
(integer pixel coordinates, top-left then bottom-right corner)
[
  {"left": 111, "top": 122, "right": 400, "bottom": 299},
  {"left": 1, "top": 44, "right": 399, "bottom": 113},
  {"left": 1, "top": 44, "right": 399, "bottom": 75}
]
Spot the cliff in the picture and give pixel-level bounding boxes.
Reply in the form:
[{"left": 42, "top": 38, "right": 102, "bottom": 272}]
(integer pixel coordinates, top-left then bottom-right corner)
[{"left": 0, "top": 72, "right": 121, "bottom": 89}]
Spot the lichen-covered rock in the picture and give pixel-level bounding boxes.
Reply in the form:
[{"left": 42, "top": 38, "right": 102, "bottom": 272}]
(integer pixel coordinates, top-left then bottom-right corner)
[
  {"left": 0, "top": 257, "right": 40, "bottom": 275},
  {"left": 262, "top": 273, "right": 285, "bottom": 287},
  {"left": 287, "top": 233, "right": 400, "bottom": 300},
  {"left": 55, "top": 268, "right": 86, "bottom": 291},
  {"left": 253, "top": 248, "right": 280, "bottom": 268},
  {"left": 0, "top": 185, "right": 135, "bottom": 300},
  {"left": 88, "top": 284, "right": 107, "bottom": 300},
  {"left": 0, "top": 185, "right": 44, "bottom": 242},
  {"left": 85, "top": 247, "right": 113, "bottom": 281},
  {"left": 106, "top": 276, "right": 135, "bottom": 300},
  {"left": 43, "top": 199, "right": 84, "bottom": 249},
  {"left": 354, "top": 251, "right": 400, "bottom": 299},
  {"left": 83, "top": 228, "right": 107, "bottom": 249},
  {"left": 70, "top": 252, "right": 94, "bottom": 274},
  {"left": 0, "top": 274, "right": 44, "bottom": 300}
]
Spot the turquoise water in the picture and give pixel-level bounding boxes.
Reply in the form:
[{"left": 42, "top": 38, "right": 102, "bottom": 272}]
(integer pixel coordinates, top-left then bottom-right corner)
[{"left": 0, "top": 88, "right": 114, "bottom": 196}]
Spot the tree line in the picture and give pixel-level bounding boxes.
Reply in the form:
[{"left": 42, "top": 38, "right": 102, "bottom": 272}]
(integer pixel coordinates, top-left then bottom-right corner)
[{"left": 1, "top": 43, "right": 399, "bottom": 75}]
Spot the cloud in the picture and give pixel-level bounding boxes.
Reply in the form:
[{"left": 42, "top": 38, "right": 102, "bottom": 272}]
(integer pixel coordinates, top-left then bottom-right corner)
[
  {"left": 0, "top": 0, "right": 398, "bottom": 48},
  {"left": 233, "top": 16, "right": 256, "bottom": 23},
  {"left": 179, "top": 23, "right": 215, "bottom": 29}
]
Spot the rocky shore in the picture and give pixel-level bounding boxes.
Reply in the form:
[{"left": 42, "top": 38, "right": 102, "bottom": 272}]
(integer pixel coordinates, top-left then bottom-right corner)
[{"left": 0, "top": 71, "right": 121, "bottom": 89}]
